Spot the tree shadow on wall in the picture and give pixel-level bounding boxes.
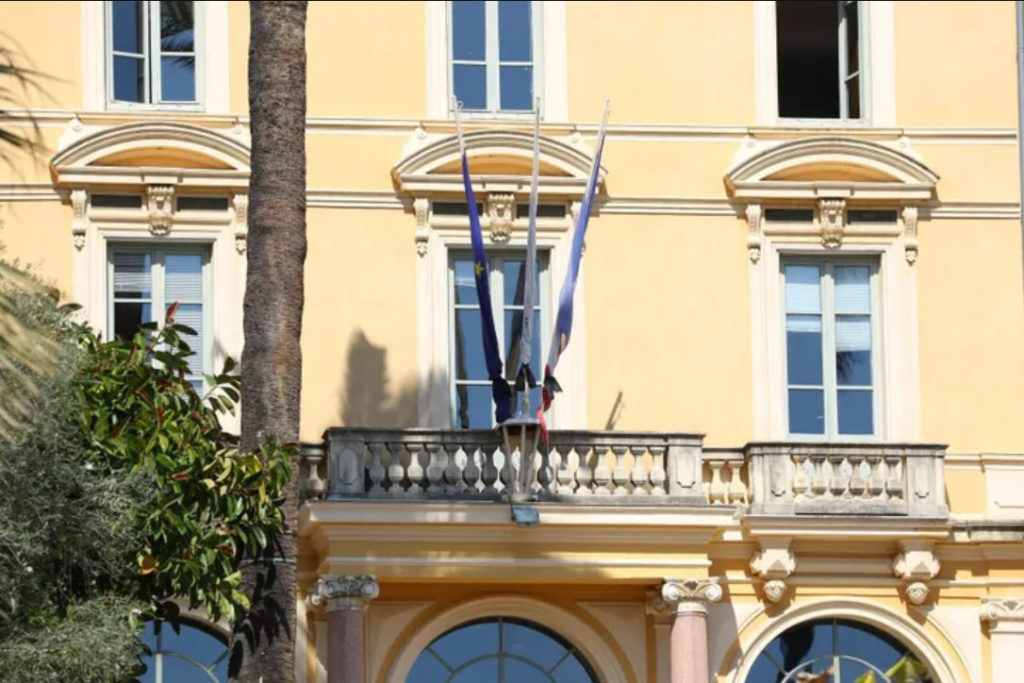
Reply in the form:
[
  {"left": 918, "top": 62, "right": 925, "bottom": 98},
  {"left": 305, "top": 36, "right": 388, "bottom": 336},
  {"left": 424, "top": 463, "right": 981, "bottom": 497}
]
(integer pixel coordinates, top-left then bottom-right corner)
[{"left": 340, "top": 330, "right": 418, "bottom": 428}]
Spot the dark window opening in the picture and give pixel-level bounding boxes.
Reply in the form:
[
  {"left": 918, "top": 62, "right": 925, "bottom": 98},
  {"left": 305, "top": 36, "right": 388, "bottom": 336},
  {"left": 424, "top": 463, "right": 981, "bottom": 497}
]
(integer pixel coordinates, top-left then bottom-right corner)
[
  {"left": 765, "top": 208, "right": 814, "bottom": 223},
  {"left": 433, "top": 202, "right": 484, "bottom": 216},
  {"left": 848, "top": 209, "right": 898, "bottom": 224},
  {"left": 177, "top": 196, "right": 229, "bottom": 211},
  {"left": 92, "top": 194, "right": 143, "bottom": 209},
  {"left": 516, "top": 203, "right": 567, "bottom": 218}
]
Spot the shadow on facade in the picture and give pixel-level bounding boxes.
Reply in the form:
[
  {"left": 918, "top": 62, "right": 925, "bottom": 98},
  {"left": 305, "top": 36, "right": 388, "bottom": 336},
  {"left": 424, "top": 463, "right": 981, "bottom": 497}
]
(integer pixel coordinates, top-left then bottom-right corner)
[{"left": 339, "top": 329, "right": 417, "bottom": 428}]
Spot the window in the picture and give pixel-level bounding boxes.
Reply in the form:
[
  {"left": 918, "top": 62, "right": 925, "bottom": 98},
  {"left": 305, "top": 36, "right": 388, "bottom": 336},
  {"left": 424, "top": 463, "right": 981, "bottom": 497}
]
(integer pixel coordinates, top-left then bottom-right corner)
[
  {"left": 747, "top": 618, "right": 931, "bottom": 682},
  {"left": 108, "top": 1, "right": 197, "bottom": 106},
  {"left": 109, "top": 245, "right": 210, "bottom": 391},
  {"left": 776, "top": 1, "right": 862, "bottom": 119},
  {"left": 450, "top": 251, "right": 548, "bottom": 428},
  {"left": 407, "top": 617, "right": 598, "bottom": 682},
  {"left": 449, "top": 1, "right": 538, "bottom": 113},
  {"left": 783, "top": 260, "right": 877, "bottom": 438},
  {"left": 139, "top": 619, "right": 228, "bottom": 683}
]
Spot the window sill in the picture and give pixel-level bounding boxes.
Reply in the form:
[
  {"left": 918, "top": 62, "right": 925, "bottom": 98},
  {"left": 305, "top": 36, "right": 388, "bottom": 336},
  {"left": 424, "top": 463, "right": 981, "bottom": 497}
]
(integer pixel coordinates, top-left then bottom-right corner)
[
  {"left": 770, "top": 117, "right": 875, "bottom": 129},
  {"left": 107, "top": 101, "right": 206, "bottom": 114}
]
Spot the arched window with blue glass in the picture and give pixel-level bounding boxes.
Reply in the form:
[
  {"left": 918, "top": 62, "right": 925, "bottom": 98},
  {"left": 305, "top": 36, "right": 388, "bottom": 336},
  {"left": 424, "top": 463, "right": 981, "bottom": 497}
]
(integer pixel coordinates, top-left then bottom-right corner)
[
  {"left": 138, "top": 618, "right": 228, "bottom": 683},
  {"left": 747, "top": 618, "right": 932, "bottom": 683},
  {"left": 407, "top": 616, "right": 598, "bottom": 682}
]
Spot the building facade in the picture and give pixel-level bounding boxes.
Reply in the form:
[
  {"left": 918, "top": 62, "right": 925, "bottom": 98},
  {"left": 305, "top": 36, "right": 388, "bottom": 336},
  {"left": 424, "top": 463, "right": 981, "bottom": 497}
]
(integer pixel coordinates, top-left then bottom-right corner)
[{"left": 2, "top": 1, "right": 1024, "bottom": 681}]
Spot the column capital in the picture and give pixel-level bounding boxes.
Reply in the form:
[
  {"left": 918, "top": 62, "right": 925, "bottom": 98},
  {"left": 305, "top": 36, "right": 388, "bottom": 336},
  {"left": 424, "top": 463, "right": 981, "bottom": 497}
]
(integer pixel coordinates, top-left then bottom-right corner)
[
  {"left": 660, "top": 577, "right": 723, "bottom": 615},
  {"left": 307, "top": 574, "right": 379, "bottom": 612},
  {"left": 981, "top": 597, "right": 1024, "bottom": 629}
]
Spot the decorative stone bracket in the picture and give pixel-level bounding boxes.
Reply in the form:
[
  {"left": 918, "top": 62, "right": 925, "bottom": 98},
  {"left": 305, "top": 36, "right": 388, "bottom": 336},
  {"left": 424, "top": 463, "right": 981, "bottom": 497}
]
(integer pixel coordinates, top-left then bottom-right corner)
[
  {"left": 147, "top": 185, "right": 175, "bottom": 236},
  {"left": 487, "top": 193, "right": 515, "bottom": 243},
  {"left": 71, "top": 188, "right": 87, "bottom": 249},
  {"left": 232, "top": 193, "right": 249, "bottom": 254},
  {"left": 750, "top": 540, "right": 796, "bottom": 604},
  {"left": 892, "top": 540, "right": 940, "bottom": 605},
  {"left": 981, "top": 598, "right": 1024, "bottom": 625},
  {"left": 818, "top": 197, "right": 846, "bottom": 249},
  {"left": 306, "top": 574, "right": 379, "bottom": 612}
]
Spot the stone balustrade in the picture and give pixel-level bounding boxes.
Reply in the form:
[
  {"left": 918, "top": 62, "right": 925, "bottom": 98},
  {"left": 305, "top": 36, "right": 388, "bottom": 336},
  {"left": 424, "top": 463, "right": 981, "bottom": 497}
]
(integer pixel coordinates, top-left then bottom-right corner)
[{"left": 299, "top": 431, "right": 947, "bottom": 517}]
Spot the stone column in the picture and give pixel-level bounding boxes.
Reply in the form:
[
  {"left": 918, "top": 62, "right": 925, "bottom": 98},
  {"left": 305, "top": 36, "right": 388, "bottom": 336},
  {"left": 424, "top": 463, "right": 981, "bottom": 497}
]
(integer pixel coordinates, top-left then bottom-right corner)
[
  {"left": 981, "top": 598, "right": 1024, "bottom": 683},
  {"left": 660, "top": 578, "right": 723, "bottom": 683},
  {"left": 307, "top": 574, "right": 380, "bottom": 683}
]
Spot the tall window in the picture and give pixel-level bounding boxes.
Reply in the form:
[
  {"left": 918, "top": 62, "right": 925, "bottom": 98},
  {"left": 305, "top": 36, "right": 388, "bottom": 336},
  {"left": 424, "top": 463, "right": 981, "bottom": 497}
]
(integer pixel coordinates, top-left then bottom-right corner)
[
  {"left": 449, "top": 1, "right": 537, "bottom": 113},
  {"left": 108, "top": 1, "right": 197, "bottom": 106},
  {"left": 109, "top": 245, "right": 210, "bottom": 391},
  {"left": 450, "top": 251, "right": 547, "bottom": 428},
  {"left": 407, "top": 617, "right": 598, "bottom": 682},
  {"left": 747, "top": 618, "right": 930, "bottom": 682},
  {"left": 139, "top": 619, "right": 228, "bottom": 683},
  {"left": 776, "top": 1, "right": 862, "bottom": 119},
  {"left": 784, "top": 260, "right": 877, "bottom": 438}
]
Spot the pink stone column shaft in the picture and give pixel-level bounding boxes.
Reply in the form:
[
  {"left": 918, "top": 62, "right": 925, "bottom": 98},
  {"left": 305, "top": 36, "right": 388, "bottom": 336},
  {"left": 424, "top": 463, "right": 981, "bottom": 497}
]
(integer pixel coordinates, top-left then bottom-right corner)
[
  {"left": 669, "top": 609, "right": 710, "bottom": 683},
  {"left": 327, "top": 607, "right": 366, "bottom": 683}
]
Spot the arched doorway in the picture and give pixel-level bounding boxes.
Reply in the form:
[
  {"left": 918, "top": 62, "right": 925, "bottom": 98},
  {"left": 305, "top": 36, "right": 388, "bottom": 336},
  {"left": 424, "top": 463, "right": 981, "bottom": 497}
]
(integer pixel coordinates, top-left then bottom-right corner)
[
  {"left": 746, "top": 618, "right": 931, "bottom": 683},
  {"left": 406, "top": 616, "right": 599, "bottom": 682}
]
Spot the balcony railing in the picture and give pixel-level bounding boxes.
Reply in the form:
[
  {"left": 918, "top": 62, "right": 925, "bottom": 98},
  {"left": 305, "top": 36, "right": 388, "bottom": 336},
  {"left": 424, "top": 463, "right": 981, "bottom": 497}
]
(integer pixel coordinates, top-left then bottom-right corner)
[{"left": 299, "top": 430, "right": 947, "bottom": 517}]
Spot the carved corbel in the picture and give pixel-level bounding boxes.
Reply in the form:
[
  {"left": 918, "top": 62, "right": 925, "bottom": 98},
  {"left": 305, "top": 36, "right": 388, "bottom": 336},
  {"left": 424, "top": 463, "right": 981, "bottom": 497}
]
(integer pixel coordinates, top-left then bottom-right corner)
[
  {"left": 487, "top": 193, "right": 514, "bottom": 243},
  {"left": 750, "top": 540, "right": 795, "bottom": 604},
  {"left": 902, "top": 205, "right": 919, "bottom": 264},
  {"left": 232, "top": 193, "right": 248, "bottom": 254},
  {"left": 818, "top": 198, "right": 846, "bottom": 248},
  {"left": 414, "top": 197, "right": 429, "bottom": 257},
  {"left": 745, "top": 203, "right": 763, "bottom": 263},
  {"left": 71, "top": 189, "right": 87, "bottom": 250},
  {"left": 893, "top": 540, "right": 939, "bottom": 605},
  {"left": 147, "top": 185, "right": 175, "bottom": 236}
]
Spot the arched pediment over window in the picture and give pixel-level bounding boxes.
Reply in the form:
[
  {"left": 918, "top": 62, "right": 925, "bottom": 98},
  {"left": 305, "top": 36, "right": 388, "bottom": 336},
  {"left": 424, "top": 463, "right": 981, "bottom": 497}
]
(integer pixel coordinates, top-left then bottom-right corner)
[
  {"left": 724, "top": 137, "right": 938, "bottom": 202},
  {"left": 51, "top": 121, "right": 250, "bottom": 188},
  {"left": 392, "top": 129, "right": 606, "bottom": 198}
]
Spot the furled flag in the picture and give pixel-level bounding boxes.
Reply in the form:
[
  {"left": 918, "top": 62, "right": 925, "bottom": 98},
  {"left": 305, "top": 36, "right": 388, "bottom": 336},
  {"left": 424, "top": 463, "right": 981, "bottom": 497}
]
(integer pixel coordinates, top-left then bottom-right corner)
[
  {"left": 541, "top": 101, "right": 610, "bottom": 416},
  {"left": 454, "top": 98, "right": 514, "bottom": 424},
  {"left": 514, "top": 99, "right": 542, "bottom": 400}
]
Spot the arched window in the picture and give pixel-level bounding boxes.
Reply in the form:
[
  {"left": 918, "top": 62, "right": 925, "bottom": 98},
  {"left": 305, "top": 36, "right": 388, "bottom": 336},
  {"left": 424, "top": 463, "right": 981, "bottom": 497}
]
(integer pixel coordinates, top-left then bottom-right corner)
[
  {"left": 407, "top": 616, "right": 598, "bottom": 682},
  {"left": 747, "top": 618, "right": 931, "bottom": 683},
  {"left": 138, "top": 619, "right": 228, "bottom": 683}
]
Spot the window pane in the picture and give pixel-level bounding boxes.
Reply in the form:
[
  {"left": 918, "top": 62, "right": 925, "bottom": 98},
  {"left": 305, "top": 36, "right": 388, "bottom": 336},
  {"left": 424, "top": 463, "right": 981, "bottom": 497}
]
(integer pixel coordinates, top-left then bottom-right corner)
[
  {"left": 502, "top": 658, "right": 550, "bottom": 683},
  {"left": 451, "top": 658, "right": 499, "bottom": 683},
  {"left": 499, "top": 65, "right": 533, "bottom": 110},
  {"left": 114, "top": 302, "right": 152, "bottom": 340},
  {"left": 161, "top": 1, "right": 195, "bottom": 52},
  {"left": 498, "top": 0, "right": 532, "bottom": 62},
  {"left": 789, "top": 388, "right": 825, "bottom": 435},
  {"left": 452, "top": 0, "right": 486, "bottom": 60},
  {"left": 456, "top": 384, "right": 492, "bottom": 428},
  {"left": 454, "top": 63, "right": 487, "bottom": 110},
  {"left": 845, "top": 1, "right": 859, "bottom": 76},
  {"left": 170, "top": 303, "right": 203, "bottom": 377},
  {"left": 786, "top": 314, "right": 823, "bottom": 385},
  {"left": 784, "top": 265, "right": 821, "bottom": 313},
  {"left": 112, "top": 0, "right": 144, "bottom": 53},
  {"left": 551, "top": 655, "right": 596, "bottom": 683},
  {"left": 838, "top": 390, "right": 873, "bottom": 434},
  {"left": 165, "top": 253, "right": 203, "bottom": 302},
  {"left": 503, "top": 257, "right": 541, "bottom": 306},
  {"left": 113, "top": 252, "right": 152, "bottom": 298},
  {"left": 454, "top": 309, "right": 487, "bottom": 380},
  {"left": 454, "top": 259, "right": 480, "bottom": 305},
  {"left": 158, "top": 622, "right": 225, "bottom": 669},
  {"left": 503, "top": 621, "right": 567, "bottom": 670},
  {"left": 504, "top": 310, "right": 540, "bottom": 379},
  {"left": 161, "top": 56, "right": 196, "bottom": 101},
  {"left": 776, "top": 0, "right": 840, "bottom": 118},
  {"left": 432, "top": 621, "right": 498, "bottom": 667},
  {"left": 836, "top": 316, "right": 871, "bottom": 385},
  {"left": 846, "top": 74, "right": 861, "bottom": 118},
  {"left": 113, "top": 55, "right": 145, "bottom": 102},
  {"left": 836, "top": 620, "right": 904, "bottom": 670},
  {"left": 407, "top": 650, "right": 449, "bottom": 683}
]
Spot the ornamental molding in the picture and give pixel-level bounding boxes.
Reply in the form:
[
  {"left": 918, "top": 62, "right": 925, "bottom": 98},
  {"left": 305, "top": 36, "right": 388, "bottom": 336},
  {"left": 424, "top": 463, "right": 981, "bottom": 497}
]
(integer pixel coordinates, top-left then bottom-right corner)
[
  {"left": 745, "top": 203, "right": 762, "bottom": 263},
  {"left": 147, "top": 185, "right": 174, "bottom": 236},
  {"left": 750, "top": 540, "right": 796, "bottom": 579},
  {"left": 905, "top": 581, "right": 930, "bottom": 606},
  {"left": 70, "top": 188, "right": 87, "bottom": 249},
  {"left": 306, "top": 574, "right": 379, "bottom": 612},
  {"left": 763, "top": 580, "right": 788, "bottom": 604},
  {"left": 818, "top": 197, "right": 845, "bottom": 248},
  {"left": 892, "top": 541, "right": 940, "bottom": 581},
  {"left": 902, "top": 205, "right": 919, "bottom": 264},
  {"left": 413, "top": 197, "right": 430, "bottom": 256},
  {"left": 660, "top": 577, "right": 723, "bottom": 615},
  {"left": 232, "top": 193, "right": 248, "bottom": 254},
  {"left": 981, "top": 597, "right": 1024, "bottom": 623},
  {"left": 487, "top": 193, "right": 515, "bottom": 243}
]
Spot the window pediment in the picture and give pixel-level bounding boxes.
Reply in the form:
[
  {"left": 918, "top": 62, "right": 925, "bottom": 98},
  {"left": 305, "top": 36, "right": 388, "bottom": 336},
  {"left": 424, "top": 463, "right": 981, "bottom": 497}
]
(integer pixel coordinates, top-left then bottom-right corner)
[
  {"left": 392, "top": 129, "right": 606, "bottom": 198},
  {"left": 725, "top": 137, "right": 938, "bottom": 201}
]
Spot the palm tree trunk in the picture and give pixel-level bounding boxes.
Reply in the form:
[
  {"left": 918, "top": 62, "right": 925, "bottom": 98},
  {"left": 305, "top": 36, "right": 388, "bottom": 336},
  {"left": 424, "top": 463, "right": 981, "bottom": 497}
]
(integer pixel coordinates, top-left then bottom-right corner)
[{"left": 237, "top": 2, "right": 307, "bottom": 681}]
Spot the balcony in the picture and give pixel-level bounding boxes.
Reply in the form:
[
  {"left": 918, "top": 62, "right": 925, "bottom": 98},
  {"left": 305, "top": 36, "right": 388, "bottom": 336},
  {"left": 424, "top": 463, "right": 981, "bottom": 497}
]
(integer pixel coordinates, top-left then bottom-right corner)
[{"left": 299, "top": 429, "right": 948, "bottom": 518}]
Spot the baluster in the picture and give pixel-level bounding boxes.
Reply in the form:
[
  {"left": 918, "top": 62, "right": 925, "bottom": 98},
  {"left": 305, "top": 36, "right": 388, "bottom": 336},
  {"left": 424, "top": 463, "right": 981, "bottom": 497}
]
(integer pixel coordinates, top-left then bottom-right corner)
[
  {"left": 424, "top": 443, "right": 444, "bottom": 495},
  {"left": 829, "top": 455, "right": 847, "bottom": 498},
  {"left": 302, "top": 451, "right": 326, "bottom": 501},
  {"left": 867, "top": 456, "right": 885, "bottom": 498},
  {"left": 406, "top": 442, "right": 426, "bottom": 496},
  {"left": 575, "top": 445, "right": 594, "bottom": 496},
  {"left": 462, "top": 445, "right": 481, "bottom": 495},
  {"left": 536, "top": 447, "right": 554, "bottom": 496},
  {"left": 885, "top": 455, "right": 904, "bottom": 499},
  {"left": 630, "top": 445, "right": 650, "bottom": 496},
  {"left": 728, "top": 461, "right": 748, "bottom": 504},
  {"left": 709, "top": 459, "right": 727, "bottom": 504},
  {"left": 611, "top": 444, "right": 630, "bottom": 495},
  {"left": 498, "top": 446, "right": 514, "bottom": 495},
  {"left": 386, "top": 441, "right": 406, "bottom": 496},
  {"left": 810, "top": 454, "right": 828, "bottom": 499},
  {"left": 557, "top": 447, "right": 578, "bottom": 495},
  {"left": 447, "top": 445, "right": 467, "bottom": 495},
  {"left": 367, "top": 441, "right": 386, "bottom": 495},
  {"left": 792, "top": 453, "right": 810, "bottom": 498},
  {"left": 848, "top": 455, "right": 867, "bottom": 498},
  {"left": 648, "top": 444, "right": 667, "bottom": 496},
  {"left": 480, "top": 445, "right": 500, "bottom": 497},
  {"left": 592, "top": 444, "right": 611, "bottom": 495}
]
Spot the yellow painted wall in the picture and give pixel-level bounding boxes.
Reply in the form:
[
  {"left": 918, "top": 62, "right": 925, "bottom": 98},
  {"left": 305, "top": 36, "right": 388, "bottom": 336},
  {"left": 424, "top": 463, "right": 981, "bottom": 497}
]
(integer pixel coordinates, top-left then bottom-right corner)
[
  {"left": 0, "top": 201, "right": 72, "bottom": 297},
  {"left": 0, "top": 1, "right": 82, "bottom": 111}
]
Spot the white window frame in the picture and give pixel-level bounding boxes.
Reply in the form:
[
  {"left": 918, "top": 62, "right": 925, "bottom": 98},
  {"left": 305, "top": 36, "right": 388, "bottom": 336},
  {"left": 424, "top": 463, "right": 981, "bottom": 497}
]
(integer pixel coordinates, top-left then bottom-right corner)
[
  {"left": 426, "top": 0, "right": 567, "bottom": 120},
  {"left": 780, "top": 256, "right": 882, "bottom": 441},
  {"left": 107, "top": 242, "right": 214, "bottom": 388},
  {"left": 753, "top": 0, "right": 895, "bottom": 126},
  {"left": 447, "top": 249, "right": 551, "bottom": 428}
]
